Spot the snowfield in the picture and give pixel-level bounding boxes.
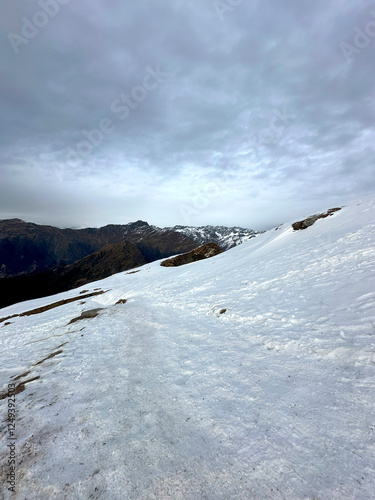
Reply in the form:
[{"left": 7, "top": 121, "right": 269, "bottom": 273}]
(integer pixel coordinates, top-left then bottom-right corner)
[{"left": 1, "top": 196, "right": 374, "bottom": 499}]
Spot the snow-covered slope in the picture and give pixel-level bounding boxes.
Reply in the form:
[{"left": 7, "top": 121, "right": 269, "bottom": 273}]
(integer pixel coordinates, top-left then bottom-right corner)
[
  {"left": 1, "top": 196, "right": 374, "bottom": 499},
  {"left": 170, "top": 225, "right": 259, "bottom": 250}
]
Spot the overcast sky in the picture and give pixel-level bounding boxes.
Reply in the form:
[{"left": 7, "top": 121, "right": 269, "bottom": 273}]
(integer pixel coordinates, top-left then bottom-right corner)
[{"left": 1, "top": 0, "right": 374, "bottom": 230}]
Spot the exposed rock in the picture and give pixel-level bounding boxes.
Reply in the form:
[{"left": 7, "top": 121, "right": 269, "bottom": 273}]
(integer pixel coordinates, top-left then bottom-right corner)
[
  {"left": 0, "top": 290, "right": 106, "bottom": 323},
  {"left": 160, "top": 242, "right": 223, "bottom": 267},
  {"left": 292, "top": 207, "right": 342, "bottom": 231},
  {"left": 115, "top": 299, "right": 127, "bottom": 305},
  {"left": 68, "top": 308, "right": 104, "bottom": 324}
]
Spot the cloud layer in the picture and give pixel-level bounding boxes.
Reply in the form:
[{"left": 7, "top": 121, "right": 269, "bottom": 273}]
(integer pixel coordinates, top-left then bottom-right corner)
[{"left": 1, "top": 0, "right": 374, "bottom": 229}]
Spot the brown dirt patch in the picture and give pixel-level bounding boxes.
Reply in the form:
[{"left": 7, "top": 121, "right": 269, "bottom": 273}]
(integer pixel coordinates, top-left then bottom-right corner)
[
  {"left": 0, "top": 377, "right": 41, "bottom": 400},
  {"left": 13, "top": 371, "right": 31, "bottom": 381},
  {"left": 0, "top": 290, "right": 108, "bottom": 323},
  {"left": 35, "top": 350, "right": 63, "bottom": 365}
]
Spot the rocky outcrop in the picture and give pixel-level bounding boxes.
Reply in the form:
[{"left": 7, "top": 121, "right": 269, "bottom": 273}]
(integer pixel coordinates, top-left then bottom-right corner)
[
  {"left": 292, "top": 208, "right": 342, "bottom": 231},
  {"left": 160, "top": 242, "right": 223, "bottom": 267}
]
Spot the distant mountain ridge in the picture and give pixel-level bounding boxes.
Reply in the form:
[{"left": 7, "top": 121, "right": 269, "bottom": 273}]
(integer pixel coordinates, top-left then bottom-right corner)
[
  {"left": 169, "top": 225, "right": 260, "bottom": 250},
  {"left": 0, "top": 219, "right": 258, "bottom": 278},
  {"left": 0, "top": 218, "right": 197, "bottom": 278},
  {"left": 0, "top": 218, "right": 258, "bottom": 308}
]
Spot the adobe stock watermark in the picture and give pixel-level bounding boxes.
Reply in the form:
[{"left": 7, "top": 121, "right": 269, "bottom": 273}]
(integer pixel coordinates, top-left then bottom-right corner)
[
  {"left": 179, "top": 177, "right": 228, "bottom": 223},
  {"left": 6, "top": 383, "right": 17, "bottom": 493},
  {"left": 7, "top": 0, "right": 71, "bottom": 55},
  {"left": 252, "top": 106, "right": 296, "bottom": 154},
  {"left": 340, "top": 10, "right": 375, "bottom": 63},
  {"left": 213, "top": 0, "right": 243, "bottom": 21},
  {"left": 179, "top": 105, "right": 296, "bottom": 223},
  {"left": 64, "top": 65, "right": 170, "bottom": 165}
]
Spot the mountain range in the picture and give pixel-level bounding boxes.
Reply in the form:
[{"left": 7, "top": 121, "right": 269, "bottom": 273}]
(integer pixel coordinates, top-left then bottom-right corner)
[
  {"left": 0, "top": 218, "right": 257, "bottom": 307},
  {"left": 0, "top": 219, "right": 195, "bottom": 278}
]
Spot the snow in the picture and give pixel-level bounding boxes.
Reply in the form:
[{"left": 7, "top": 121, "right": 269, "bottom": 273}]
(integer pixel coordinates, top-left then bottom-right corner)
[{"left": 1, "top": 196, "right": 375, "bottom": 499}]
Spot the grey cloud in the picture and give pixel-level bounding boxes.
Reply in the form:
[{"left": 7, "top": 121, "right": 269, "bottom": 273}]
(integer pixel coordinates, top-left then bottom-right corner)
[{"left": 0, "top": 0, "right": 374, "bottom": 229}]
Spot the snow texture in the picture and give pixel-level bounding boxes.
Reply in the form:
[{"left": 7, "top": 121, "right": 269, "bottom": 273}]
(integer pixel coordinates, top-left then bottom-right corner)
[{"left": 0, "top": 196, "right": 374, "bottom": 499}]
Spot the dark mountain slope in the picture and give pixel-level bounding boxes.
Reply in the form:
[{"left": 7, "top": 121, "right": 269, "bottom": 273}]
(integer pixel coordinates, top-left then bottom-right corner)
[
  {"left": 0, "top": 241, "right": 147, "bottom": 309},
  {"left": 0, "top": 219, "right": 197, "bottom": 278}
]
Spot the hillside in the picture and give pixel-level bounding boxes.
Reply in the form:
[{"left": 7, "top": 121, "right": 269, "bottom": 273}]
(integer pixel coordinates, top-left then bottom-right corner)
[
  {"left": 0, "top": 196, "right": 374, "bottom": 499},
  {"left": 0, "top": 219, "right": 197, "bottom": 278},
  {"left": 0, "top": 241, "right": 148, "bottom": 309}
]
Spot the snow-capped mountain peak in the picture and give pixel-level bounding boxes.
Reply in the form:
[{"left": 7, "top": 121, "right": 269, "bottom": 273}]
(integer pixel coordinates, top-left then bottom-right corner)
[{"left": 169, "top": 224, "right": 260, "bottom": 250}]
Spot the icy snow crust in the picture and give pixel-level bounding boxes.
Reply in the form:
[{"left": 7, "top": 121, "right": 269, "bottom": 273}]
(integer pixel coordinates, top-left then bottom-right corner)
[{"left": 1, "top": 197, "right": 374, "bottom": 499}]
